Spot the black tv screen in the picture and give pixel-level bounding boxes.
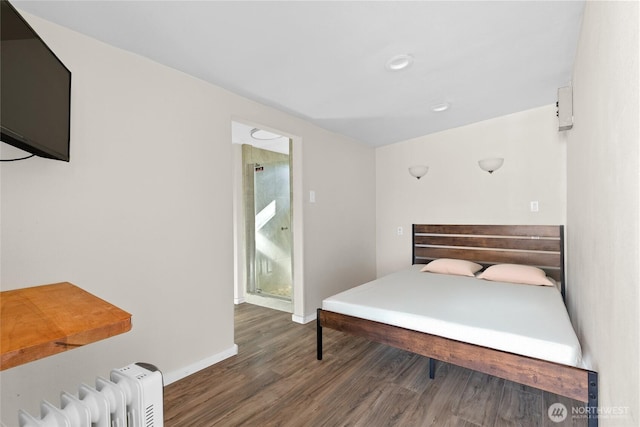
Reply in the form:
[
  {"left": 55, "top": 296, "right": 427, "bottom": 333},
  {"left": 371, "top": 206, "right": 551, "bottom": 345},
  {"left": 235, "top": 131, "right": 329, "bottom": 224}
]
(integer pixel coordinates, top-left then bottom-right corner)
[{"left": 1, "top": 0, "right": 71, "bottom": 161}]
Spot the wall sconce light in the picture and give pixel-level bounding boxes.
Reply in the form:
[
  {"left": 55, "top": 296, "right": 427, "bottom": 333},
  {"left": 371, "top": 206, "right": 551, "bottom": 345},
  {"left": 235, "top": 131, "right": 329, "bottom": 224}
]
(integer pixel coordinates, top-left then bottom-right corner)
[
  {"left": 408, "top": 165, "right": 429, "bottom": 179},
  {"left": 478, "top": 158, "right": 504, "bottom": 174}
]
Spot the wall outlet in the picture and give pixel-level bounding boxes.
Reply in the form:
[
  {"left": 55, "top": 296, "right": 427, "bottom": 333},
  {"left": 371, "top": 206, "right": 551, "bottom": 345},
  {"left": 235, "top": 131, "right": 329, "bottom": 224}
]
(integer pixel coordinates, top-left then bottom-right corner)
[
  {"left": 530, "top": 201, "right": 539, "bottom": 212},
  {"left": 397, "top": 226, "right": 404, "bottom": 236}
]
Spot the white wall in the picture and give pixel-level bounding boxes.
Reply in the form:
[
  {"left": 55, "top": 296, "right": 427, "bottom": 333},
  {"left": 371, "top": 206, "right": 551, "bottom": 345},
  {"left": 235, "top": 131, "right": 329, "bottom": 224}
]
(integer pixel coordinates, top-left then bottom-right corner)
[
  {"left": 376, "top": 105, "right": 566, "bottom": 276},
  {"left": 0, "top": 11, "right": 376, "bottom": 425},
  {"left": 298, "top": 132, "right": 377, "bottom": 312},
  {"left": 566, "top": 1, "right": 639, "bottom": 425}
]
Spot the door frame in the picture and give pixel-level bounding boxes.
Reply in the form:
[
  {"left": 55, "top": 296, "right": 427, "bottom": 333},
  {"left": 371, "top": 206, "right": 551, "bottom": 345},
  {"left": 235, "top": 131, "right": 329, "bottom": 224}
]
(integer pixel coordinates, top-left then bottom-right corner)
[{"left": 231, "top": 119, "right": 305, "bottom": 323}]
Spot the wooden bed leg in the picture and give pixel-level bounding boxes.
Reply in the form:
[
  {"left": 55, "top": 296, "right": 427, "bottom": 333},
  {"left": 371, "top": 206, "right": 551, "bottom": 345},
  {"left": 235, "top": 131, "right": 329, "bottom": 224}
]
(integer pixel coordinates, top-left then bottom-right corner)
[
  {"left": 317, "top": 309, "right": 323, "bottom": 360},
  {"left": 429, "top": 358, "right": 435, "bottom": 379},
  {"left": 587, "top": 371, "right": 598, "bottom": 427}
]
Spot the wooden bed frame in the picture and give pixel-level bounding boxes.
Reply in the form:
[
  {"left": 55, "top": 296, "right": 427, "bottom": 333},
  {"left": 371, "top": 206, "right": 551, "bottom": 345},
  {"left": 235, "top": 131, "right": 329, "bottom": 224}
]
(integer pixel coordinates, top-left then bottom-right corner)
[{"left": 317, "top": 224, "right": 598, "bottom": 426}]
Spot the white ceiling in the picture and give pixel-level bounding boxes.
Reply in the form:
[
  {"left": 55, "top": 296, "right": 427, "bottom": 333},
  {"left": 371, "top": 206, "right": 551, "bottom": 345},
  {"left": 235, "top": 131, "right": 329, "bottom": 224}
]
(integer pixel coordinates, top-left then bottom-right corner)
[{"left": 14, "top": 1, "right": 585, "bottom": 147}]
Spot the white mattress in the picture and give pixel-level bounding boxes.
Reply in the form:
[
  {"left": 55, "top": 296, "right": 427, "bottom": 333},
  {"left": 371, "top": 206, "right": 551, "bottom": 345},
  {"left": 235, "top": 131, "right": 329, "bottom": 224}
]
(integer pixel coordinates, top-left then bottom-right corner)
[{"left": 322, "top": 265, "right": 582, "bottom": 367}]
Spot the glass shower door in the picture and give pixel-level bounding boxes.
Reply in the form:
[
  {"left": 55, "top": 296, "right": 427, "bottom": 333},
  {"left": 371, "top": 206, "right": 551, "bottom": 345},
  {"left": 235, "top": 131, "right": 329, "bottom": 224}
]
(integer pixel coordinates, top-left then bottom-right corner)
[{"left": 249, "top": 160, "right": 292, "bottom": 300}]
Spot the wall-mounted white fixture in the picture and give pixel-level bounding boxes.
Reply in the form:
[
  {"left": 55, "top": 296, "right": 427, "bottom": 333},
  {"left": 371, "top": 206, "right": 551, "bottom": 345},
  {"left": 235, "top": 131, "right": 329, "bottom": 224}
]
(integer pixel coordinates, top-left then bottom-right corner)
[
  {"left": 385, "top": 54, "right": 414, "bottom": 71},
  {"left": 557, "top": 86, "right": 573, "bottom": 131},
  {"left": 530, "top": 201, "right": 539, "bottom": 212},
  {"left": 478, "top": 158, "right": 504, "bottom": 174},
  {"left": 250, "top": 128, "right": 282, "bottom": 140},
  {"left": 408, "top": 165, "right": 429, "bottom": 179}
]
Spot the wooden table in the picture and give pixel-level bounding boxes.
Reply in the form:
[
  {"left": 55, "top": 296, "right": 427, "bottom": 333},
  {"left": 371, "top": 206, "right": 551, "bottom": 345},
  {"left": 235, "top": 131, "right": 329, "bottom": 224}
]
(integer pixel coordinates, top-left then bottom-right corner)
[{"left": 1, "top": 282, "right": 132, "bottom": 370}]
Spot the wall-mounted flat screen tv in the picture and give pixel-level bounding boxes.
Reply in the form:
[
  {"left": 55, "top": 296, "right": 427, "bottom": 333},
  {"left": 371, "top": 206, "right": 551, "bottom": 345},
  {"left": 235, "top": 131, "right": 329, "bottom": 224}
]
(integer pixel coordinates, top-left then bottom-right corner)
[{"left": 1, "top": 0, "right": 71, "bottom": 161}]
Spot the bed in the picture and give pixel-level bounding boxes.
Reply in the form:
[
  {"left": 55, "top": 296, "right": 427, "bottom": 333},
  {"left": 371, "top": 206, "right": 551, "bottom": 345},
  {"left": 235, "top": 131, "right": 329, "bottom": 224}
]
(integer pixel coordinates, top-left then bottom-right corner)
[{"left": 316, "top": 224, "right": 598, "bottom": 426}]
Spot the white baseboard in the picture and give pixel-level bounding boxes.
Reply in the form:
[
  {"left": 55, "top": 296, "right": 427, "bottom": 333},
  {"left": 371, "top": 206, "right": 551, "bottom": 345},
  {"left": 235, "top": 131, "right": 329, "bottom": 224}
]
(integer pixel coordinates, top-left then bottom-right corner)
[
  {"left": 163, "top": 344, "right": 238, "bottom": 385},
  {"left": 292, "top": 311, "right": 316, "bottom": 324},
  {"left": 234, "top": 297, "right": 245, "bottom": 305}
]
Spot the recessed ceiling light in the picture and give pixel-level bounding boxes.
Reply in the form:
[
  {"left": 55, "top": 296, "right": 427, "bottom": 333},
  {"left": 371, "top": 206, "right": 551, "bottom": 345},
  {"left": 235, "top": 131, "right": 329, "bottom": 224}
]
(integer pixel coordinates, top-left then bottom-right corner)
[
  {"left": 385, "top": 54, "right": 414, "bottom": 71},
  {"left": 431, "top": 102, "right": 450, "bottom": 112},
  {"left": 250, "top": 128, "right": 282, "bottom": 140}
]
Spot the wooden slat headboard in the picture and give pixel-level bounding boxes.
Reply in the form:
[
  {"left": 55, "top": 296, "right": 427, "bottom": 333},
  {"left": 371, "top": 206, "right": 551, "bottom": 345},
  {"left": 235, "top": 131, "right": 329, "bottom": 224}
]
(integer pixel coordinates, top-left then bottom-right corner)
[{"left": 412, "top": 224, "right": 565, "bottom": 295}]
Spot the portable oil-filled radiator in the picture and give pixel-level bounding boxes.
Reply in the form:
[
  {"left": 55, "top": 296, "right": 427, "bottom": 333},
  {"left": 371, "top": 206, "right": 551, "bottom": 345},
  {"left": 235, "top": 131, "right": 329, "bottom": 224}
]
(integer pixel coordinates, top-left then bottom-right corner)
[{"left": 17, "top": 362, "right": 163, "bottom": 427}]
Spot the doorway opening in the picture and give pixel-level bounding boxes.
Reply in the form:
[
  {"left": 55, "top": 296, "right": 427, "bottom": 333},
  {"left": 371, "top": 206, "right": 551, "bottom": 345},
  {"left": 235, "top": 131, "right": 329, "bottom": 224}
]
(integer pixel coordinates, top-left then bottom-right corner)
[{"left": 232, "top": 121, "right": 293, "bottom": 313}]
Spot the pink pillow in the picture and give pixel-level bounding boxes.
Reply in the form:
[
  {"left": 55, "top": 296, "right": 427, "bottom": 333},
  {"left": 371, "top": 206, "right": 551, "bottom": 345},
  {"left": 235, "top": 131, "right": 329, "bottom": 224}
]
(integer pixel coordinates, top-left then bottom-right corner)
[
  {"left": 420, "top": 258, "right": 483, "bottom": 277},
  {"left": 476, "top": 264, "right": 555, "bottom": 286}
]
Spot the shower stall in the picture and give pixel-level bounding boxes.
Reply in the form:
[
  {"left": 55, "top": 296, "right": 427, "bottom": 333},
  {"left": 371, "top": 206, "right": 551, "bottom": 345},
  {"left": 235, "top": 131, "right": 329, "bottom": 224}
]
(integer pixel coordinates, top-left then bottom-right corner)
[{"left": 243, "top": 145, "right": 292, "bottom": 303}]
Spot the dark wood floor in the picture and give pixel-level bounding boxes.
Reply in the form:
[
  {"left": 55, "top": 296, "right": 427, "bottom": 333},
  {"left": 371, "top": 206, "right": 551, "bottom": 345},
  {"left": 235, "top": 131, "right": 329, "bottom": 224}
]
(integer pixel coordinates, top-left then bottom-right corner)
[{"left": 164, "top": 303, "right": 585, "bottom": 426}]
